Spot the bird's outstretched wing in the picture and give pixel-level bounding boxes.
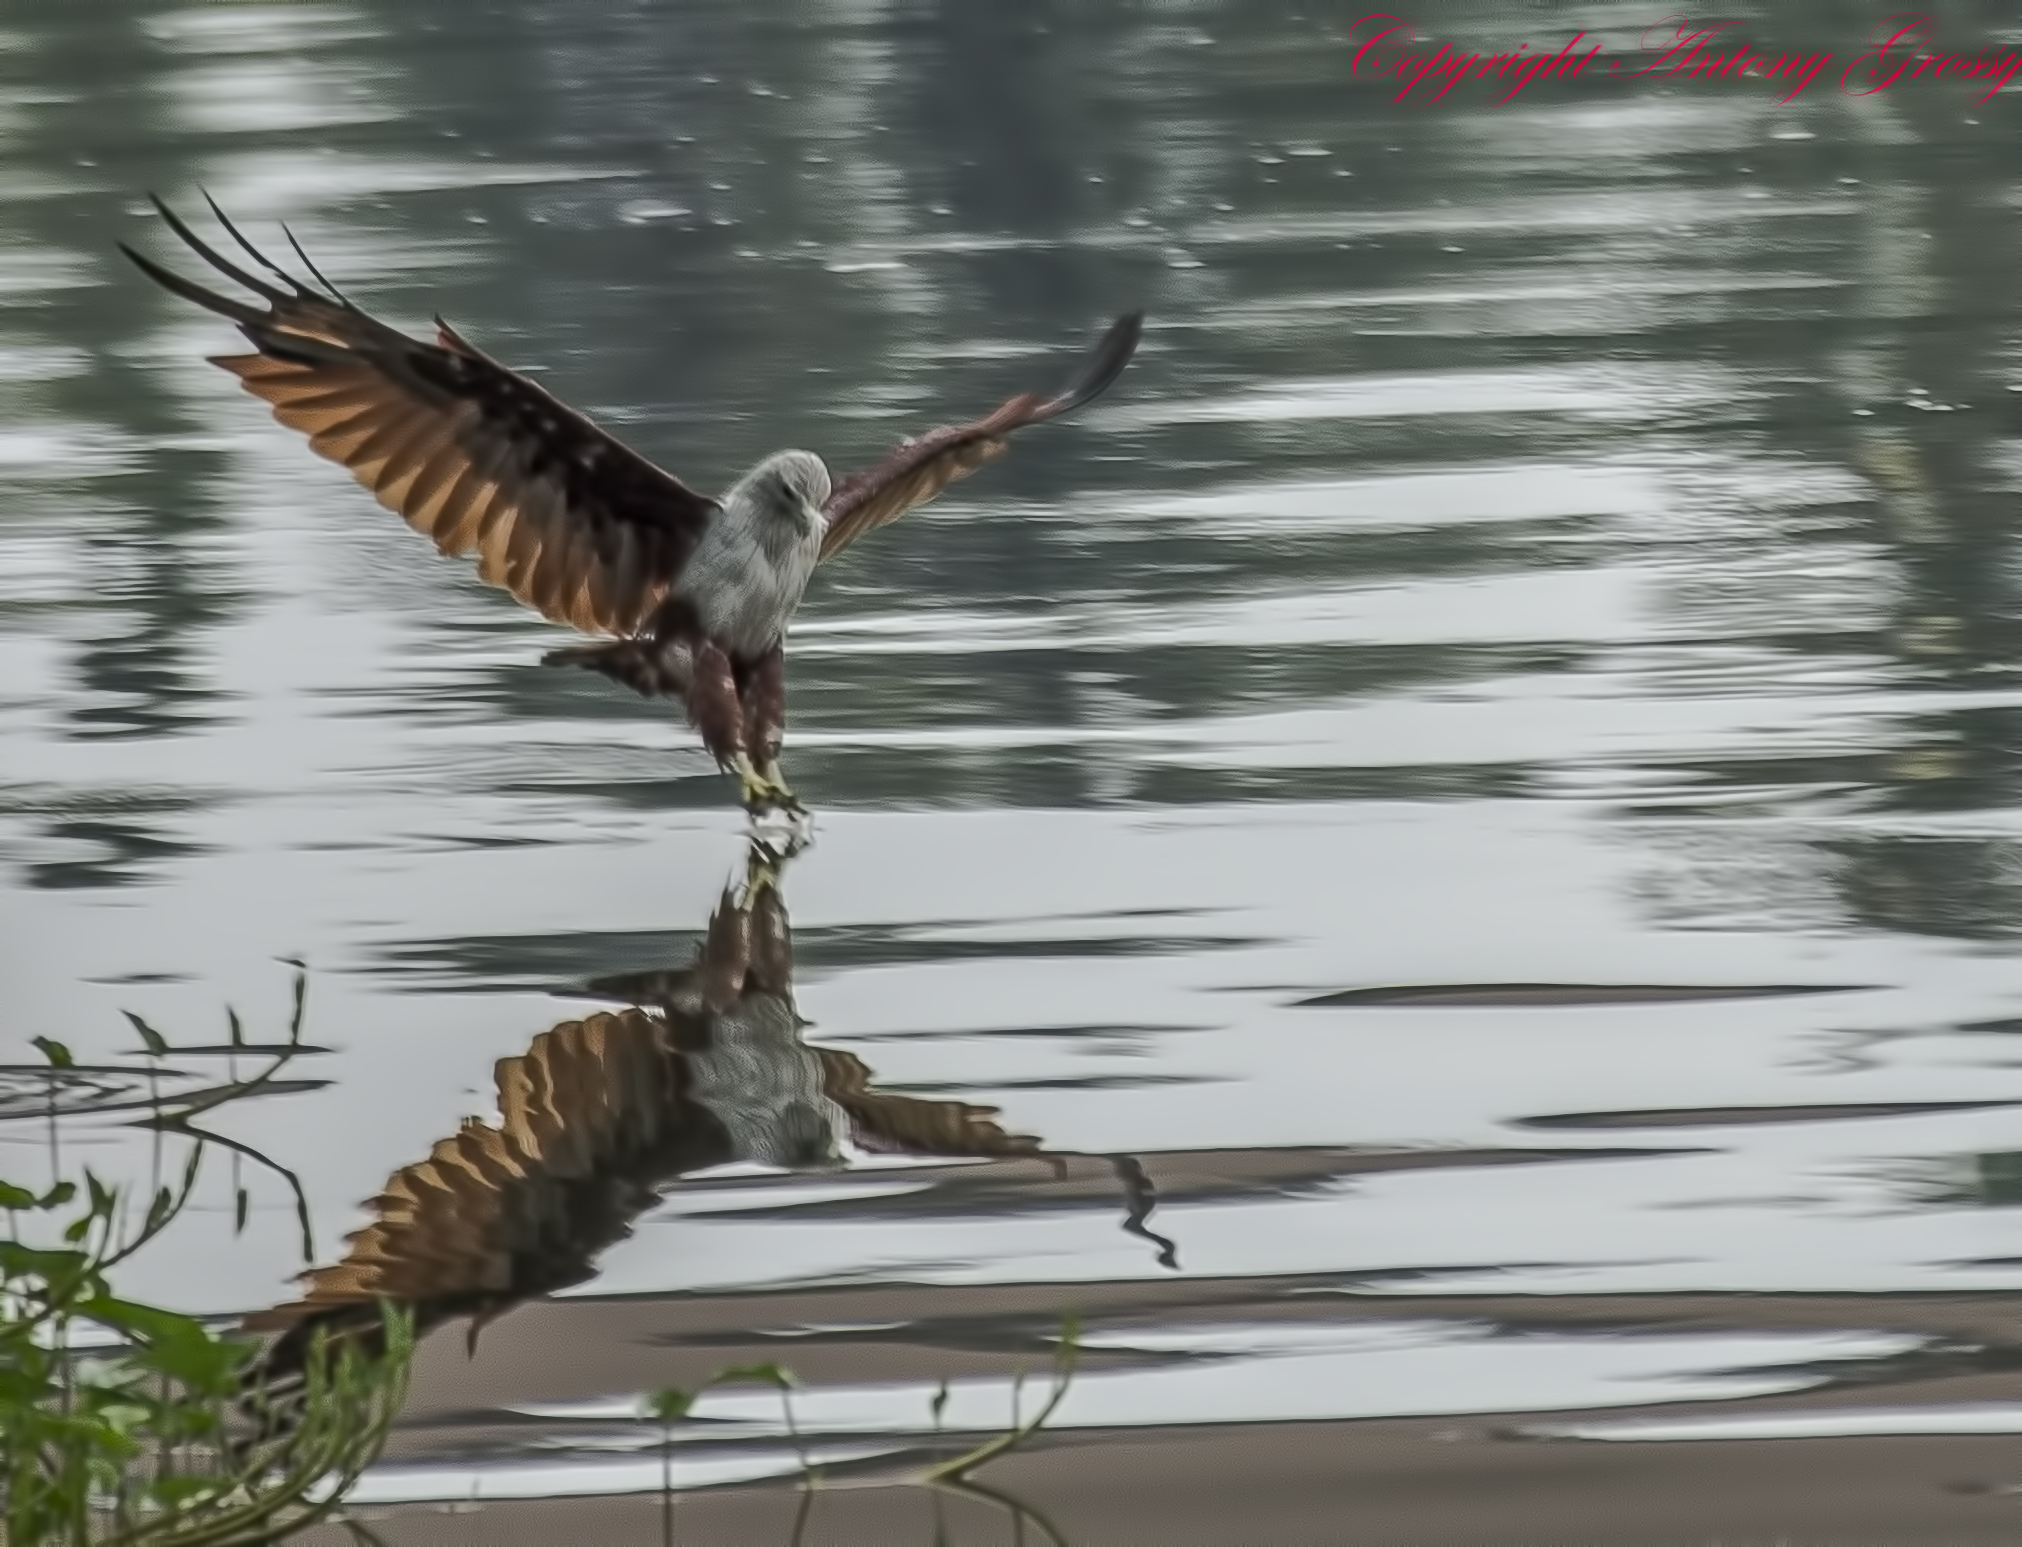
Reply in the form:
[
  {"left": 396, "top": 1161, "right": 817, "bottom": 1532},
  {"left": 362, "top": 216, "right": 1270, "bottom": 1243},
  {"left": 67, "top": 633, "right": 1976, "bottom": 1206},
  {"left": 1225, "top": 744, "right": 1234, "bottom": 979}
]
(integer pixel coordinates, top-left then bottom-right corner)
[
  {"left": 818, "top": 312, "right": 1142, "bottom": 561},
  {"left": 242, "top": 1009, "right": 712, "bottom": 1370},
  {"left": 122, "top": 196, "right": 716, "bottom": 636},
  {"left": 814, "top": 1047, "right": 1042, "bottom": 1159}
]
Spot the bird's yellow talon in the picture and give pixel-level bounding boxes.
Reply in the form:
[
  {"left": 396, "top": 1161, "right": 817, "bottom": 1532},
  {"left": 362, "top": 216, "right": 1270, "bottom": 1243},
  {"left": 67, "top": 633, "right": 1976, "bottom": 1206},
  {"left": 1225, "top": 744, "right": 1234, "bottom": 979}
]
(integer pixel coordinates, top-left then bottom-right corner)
[
  {"left": 731, "top": 755, "right": 776, "bottom": 810},
  {"left": 743, "top": 842, "right": 783, "bottom": 896},
  {"left": 760, "top": 763, "right": 805, "bottom": 813}
]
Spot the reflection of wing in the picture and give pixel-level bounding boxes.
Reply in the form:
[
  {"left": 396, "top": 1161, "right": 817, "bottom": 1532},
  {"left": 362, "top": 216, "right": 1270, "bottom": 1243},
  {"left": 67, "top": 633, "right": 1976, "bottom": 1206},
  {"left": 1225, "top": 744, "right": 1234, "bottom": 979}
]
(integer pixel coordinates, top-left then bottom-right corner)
[
  {"left": 122, "top": 198, "right": 716, "bottom": 636},
  {"left": 242, "top": 850, "right": 1055, "bottom": 1402},
  {"left": 818, "top": 313, "right": 1142, "bottom": 561},
  {"left": 816, "top": 1048, "right": 1041, "bottom": 1159},
  {"left": 244, "top": 1009, "right": 725, "bottom": 1373}
]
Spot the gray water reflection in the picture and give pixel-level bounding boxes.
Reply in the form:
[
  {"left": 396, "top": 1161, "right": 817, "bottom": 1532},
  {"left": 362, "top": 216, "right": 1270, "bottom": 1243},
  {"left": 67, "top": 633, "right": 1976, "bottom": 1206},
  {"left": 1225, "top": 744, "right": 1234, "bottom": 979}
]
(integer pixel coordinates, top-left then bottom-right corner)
[
  {"left": 242, "top": 845, "right": 1061, "bottom": 1376},
  {"left": 11, "top": 0, "right": 2022, "bottom": 1537}
]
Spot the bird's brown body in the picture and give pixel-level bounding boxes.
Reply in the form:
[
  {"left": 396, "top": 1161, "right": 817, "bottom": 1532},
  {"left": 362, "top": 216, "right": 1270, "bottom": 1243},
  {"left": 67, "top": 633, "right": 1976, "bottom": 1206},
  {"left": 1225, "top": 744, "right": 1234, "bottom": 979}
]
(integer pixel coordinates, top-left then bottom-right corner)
[
  {"left": 549, "top": 449, "right": 829, "bottom": 802},
  {"left": 122, "top": 197, "right": 1143, "bottom": 812}
]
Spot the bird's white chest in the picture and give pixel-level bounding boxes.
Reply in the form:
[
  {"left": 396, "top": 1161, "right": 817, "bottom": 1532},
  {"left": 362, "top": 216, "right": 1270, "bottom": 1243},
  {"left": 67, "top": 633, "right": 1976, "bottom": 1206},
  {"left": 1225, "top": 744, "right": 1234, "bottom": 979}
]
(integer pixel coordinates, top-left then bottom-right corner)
[
  {"left": 686, "top": 994, "right": 847, "bottom": 1168},
  {"left": 675, "top": 513, "right": 821, "bottom": 660}
]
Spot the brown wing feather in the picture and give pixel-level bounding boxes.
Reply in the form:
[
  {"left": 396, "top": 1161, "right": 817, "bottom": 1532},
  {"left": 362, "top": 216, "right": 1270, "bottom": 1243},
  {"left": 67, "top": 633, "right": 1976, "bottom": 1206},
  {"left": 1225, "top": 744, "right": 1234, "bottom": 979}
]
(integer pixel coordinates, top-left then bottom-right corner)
[
  {"left": 819, "top": 312, "right": 1143, "bottom": 561},
  {"left": 242, "top": 1008, "right": 687, "bottom": 1341},
  {"left": 815, "top": 1047, "right": 1042, "bottom": 1159},
  {"left": 122, "top": 198, "right": 716, "bottom": 637}
]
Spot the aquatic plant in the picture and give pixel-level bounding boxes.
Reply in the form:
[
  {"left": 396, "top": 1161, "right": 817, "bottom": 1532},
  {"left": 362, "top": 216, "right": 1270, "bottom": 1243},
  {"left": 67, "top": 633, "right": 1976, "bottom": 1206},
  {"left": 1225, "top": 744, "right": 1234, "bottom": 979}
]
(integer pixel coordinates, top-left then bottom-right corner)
[
  {"left": 921, "top": 1312, "right": 1080, "bottom": 1486},
  {"left": 0, "top": 977, "right": 413, "bottom": 1545},
  {"left": 918, "top": 1316, "right": 1079, "bottom": 1547},
  {"left": 643, "top": 1316, "right": 1082, "bottom": 1547}
]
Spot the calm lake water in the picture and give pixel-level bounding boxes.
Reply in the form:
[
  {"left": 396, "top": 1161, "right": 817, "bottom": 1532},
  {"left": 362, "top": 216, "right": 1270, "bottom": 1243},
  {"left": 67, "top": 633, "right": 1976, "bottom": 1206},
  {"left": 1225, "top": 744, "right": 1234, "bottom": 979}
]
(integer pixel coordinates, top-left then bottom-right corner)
[{"left": 11, "top": 1, "right": 2022, "bottom": 1539}]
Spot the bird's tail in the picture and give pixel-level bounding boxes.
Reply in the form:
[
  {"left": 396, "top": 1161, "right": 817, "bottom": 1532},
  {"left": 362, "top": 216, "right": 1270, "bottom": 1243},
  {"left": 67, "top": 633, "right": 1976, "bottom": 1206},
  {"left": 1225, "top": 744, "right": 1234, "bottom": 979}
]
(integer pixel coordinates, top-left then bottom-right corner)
[{"left": 543, "top": 638, "right": 692, "bottom": 699}]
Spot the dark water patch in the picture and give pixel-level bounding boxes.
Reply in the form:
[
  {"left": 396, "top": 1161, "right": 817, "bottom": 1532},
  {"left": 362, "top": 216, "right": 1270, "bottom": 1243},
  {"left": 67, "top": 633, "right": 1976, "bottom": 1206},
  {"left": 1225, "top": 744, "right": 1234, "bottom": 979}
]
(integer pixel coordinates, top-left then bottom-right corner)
[
  {"left": 0, "top": 1067, "right": 328, "bottom": 1121},
  {"left": 1297, "top": 982, "right": 1875, "bottom": 1008},
  {"left": 367, "top": 929, "right": 703, "bottom": 992},
  {"left": 373, "top": 923, "right": 1264, "bottom": 992},
  {"left": 1131, "top": 762, "right": 1540, "bottom": 807},
  {"left": 805, "top": 639, "right": 1600, "bottom": 718},
  {"left": 1901, "top": 1151, "right": 2022, "bottom": 1210},
  {"left": 26, "top": 828, "right": 209, "bottom": 890},
  {"left": 1828, "top": 836, "right": 2022, "bottom": 943},
  {"left": 1519, "top": 1100, "right": 2022, "bottom": 1133},
  {"left": 0, "top": 1065, "right": 200, "bottom": 1120},
  {"left": 881, "top": 1073, "right": 1214, "bottom": 1093},
  {"left": 864, "top": 1021, "right": 1211, "bottom": 1043},
  {"left": 1323, "top": 1260, "right": 1669, "bottom": 1291},
  {"left": 149, "top": 1043, "right": 337, "bottom": 1058},
  {"left": 491, "top": 777, "right": 731, "bottom": 813},
  {"left": 676, "top": 1142, "right": 1696, "bottom": 1224},
  {"left": 3, "top": 789, "right": 218, "bottom": 889},
  {"left": 1671, "top": 1338, "right": 2022, "bottom": 1402}
]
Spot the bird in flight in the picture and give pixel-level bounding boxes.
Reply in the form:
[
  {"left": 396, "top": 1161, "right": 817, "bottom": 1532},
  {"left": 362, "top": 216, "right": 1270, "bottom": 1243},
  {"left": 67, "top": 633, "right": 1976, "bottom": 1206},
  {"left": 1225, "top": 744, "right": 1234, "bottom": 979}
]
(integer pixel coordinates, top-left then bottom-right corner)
[{"left": 122, "top": 196, "right": 1142, "bottom": 814}]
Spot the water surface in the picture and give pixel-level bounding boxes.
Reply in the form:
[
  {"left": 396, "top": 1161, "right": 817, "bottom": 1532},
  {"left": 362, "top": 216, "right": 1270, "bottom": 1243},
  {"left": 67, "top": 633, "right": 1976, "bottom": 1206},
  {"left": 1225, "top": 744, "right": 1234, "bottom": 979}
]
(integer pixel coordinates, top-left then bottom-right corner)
[{"left": 10, "top": 1, "right": 2022, "bottom": 1539}]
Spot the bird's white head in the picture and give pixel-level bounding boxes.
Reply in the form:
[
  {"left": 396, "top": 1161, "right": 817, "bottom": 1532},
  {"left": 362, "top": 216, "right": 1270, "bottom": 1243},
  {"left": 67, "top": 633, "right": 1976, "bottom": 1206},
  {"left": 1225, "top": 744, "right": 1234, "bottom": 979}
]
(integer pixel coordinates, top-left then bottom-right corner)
[{"left": 745, "top": 449, "right": 831, "bottom": 528}]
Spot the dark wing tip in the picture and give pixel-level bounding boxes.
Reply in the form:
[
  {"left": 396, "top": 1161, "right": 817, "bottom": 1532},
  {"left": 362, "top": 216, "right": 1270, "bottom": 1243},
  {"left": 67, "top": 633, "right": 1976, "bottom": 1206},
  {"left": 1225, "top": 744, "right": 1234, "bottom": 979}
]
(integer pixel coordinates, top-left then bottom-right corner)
[
  {"left": 141, "top": 193, "right": 296, "bottom": 307},
  {"left": 1044, "top": 310, "right": 1145, "bottom": 419},
  {"left": 118, "top": 238, "right": 266, "bottom": 327},
  {"left": 433, "top": 312, "right": 491, "bottom": 360},
  {"left": 202, "top": 188, "right": 313, "bottom": 300}
]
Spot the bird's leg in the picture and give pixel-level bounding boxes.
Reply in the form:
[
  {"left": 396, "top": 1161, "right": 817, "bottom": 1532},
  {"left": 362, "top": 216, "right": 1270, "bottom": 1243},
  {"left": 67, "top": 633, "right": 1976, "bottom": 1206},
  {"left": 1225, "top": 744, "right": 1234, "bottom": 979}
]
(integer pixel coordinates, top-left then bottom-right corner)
[
  {"left": 758, "top": 762, "right": 798, "bottom": 806},
  {"left": 687, "top": 639, "right": 770, "bottom": 808},
  {"left": 741, "top": 642, "right": 802, "bottom": 812},
  {"left": 729, "top": 752, "right": 776, "bottom": 811},
  {"left": 742, "top": 838, "right": 784, "bottom": 901},
  {"left": 748, "top": 864, "right": 794, "bottom": 991},
  {"left": 697, "top": 878, "right": 753, "bottom": 1011}
]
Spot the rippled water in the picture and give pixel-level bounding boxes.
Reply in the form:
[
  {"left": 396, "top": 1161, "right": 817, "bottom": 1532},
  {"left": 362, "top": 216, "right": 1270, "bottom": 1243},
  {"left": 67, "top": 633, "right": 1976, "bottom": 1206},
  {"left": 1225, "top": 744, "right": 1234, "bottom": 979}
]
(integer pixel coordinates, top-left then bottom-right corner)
[{"left": 10, "top": 1, "right": 2022, "bottom": 1539}]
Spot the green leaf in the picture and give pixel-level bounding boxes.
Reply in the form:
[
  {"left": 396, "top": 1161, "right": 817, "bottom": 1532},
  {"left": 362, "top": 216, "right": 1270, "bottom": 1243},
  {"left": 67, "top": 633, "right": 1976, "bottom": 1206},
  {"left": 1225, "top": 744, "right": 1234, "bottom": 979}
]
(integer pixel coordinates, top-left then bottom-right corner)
[
  {"left": 72, "top": 1355, "right": 150, "bottom": 1393},
  {"left": 87, "top": 1400, "right": 155, "bottom": 1438},
  {"left": 81, "top": 1297, "right": 248, "bottom": 1395},
  {"left": 644, "top": 1387, "right": 695, "bottom": 1423},
  {"left": 227, "top": 1007, "right": 244, "bottom": 1047},
  {"left": 0, "top": 1364, "right": 58, "bottom": 1404},
  {"left": 235, "top": 1186, "right": 250, "bottom": 1233},
  {"left": 64, "top": 1215, "right": 92, "bottom": 1243},
  {"left": 122, "top": 1010, "right": 169, "bottom": 1056},
  {"left": 0, "top": 1179, "right": 38, "bottom": 1210},
  {"left": 86, "top": 1169, "right": 116, "bottom": 1219},
  {"left": 149, "top": 1474, "right": 230, "bottom": 1508},
  {"left": 284, "top": 962, "right": 309, "bottom": 1043},
  {"left": 0, "top": 1241, "right": 90, "bottom": 1279},
  {"left": 30, "top": 1036, "right": 73, "bottom": 1069},
  {"left": 78, "top": 1294, "right": 203, "bottom": 1342},
  {"left": 41, "top": 1180, "right": 76, "bottom": 1209},
  {"left": 709, "top": 1362, "right": 798, "bottom": 1391}
]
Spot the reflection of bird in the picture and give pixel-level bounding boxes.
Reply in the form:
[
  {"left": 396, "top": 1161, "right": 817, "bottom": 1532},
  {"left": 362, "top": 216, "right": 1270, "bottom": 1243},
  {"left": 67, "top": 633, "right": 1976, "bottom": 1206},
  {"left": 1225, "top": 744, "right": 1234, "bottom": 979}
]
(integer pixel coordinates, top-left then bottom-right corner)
[
  {"left": 122, "top": 197, "right": 1143, "bottom": 812},
  {"left": 241, "top": 844, "right": 1037, "bottom": 1392}
]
